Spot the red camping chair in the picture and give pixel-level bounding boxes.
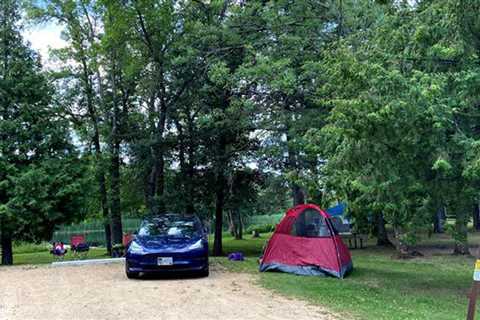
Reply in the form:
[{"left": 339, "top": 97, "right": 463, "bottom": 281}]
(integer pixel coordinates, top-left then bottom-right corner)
[
  {"left": 71, "top": 235, "right": 90, "bottom": 258},
  {"left": 123, "top": 233, "right": 134, "bottom": 247},
  {"left": 50, "top": 242, "right": 67, "bottom": 261}
]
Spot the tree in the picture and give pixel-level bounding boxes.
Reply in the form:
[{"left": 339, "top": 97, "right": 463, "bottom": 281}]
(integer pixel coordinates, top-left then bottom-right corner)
[
  {"left": 0, "top": 0, "right": 87, "bottom": 264},
  {"left": 28, "top": 0, "right": 118, "bottom": 252},
  {"left": 308, "top": 0, "right": 477, "bottom": 255},
  {"left": 234, "top": 0, "right": 338, "bottom": 207}
]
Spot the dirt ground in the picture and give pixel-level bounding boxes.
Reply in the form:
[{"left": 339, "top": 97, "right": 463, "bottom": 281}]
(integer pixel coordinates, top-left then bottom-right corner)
[{"left": 0, "top": 263, "right": 337, "bottom": 320}]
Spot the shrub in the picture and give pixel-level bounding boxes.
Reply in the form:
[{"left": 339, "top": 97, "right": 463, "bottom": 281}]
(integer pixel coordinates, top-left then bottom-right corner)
[
  {"left": 246, "top": 224, "right": 276, "bottom": 235},
  {"left": 13, "top": 241, "right": 51, "bottom": 254}
]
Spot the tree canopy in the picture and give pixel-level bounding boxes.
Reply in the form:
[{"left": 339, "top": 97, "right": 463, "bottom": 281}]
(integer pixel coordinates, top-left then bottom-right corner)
[{"left": 1, "top": 0, "right": 479, "bottom": 263}]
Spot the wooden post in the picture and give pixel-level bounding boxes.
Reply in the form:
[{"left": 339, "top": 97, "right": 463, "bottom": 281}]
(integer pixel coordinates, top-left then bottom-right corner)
[
  {"left": 468, "top": 282, "right": 480, "bottom": 320},
  {"left": 467, "top": 260, "right": 480, "bottom": 320}
]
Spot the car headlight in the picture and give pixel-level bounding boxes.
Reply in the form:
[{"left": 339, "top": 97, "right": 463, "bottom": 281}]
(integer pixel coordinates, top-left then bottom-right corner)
[
  {"left": 128, "top": 241, "right": 145, "bottom": 254},
  {"left": 188, "top": 239, "right": 205, "bottom": 250}
]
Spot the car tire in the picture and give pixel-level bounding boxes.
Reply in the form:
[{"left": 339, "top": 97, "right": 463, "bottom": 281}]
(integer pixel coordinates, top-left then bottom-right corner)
[
  {"left": 126, "top": 271, "right": 139, "bottom": 279},
  {"left": 125, "top": 263, "right": 139, "bottom": 279},
  {"left": 200, "top": 266, "right": 209, "bottom": 277}
]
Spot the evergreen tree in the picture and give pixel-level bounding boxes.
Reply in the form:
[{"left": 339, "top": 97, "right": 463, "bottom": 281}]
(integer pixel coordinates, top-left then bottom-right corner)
[{"left": 0, "top": 0, "right": 87, "bottom": 264}]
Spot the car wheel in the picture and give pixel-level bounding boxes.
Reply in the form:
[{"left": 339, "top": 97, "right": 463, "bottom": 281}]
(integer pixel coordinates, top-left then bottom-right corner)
[
  {"left": 199, "top": 266, "right": 209, "bottom": 277},
  {"left": 125, "top": 263, "right": 139, "bottom": 279},
  {"left": 126, "top": 270, "right": 139, "bottom": 279}
]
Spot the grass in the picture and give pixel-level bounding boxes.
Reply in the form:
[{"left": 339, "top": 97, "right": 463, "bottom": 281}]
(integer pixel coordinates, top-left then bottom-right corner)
[
  {"left": 13, "top": 241, "right": 51, "bottom": 254},
  {"left": 216, "top": 233, "right": 478, "bottom": 320},
  {"left": 12, "top": 247, "right": 109, "bottom": 265},
  {"left": 7, "top": 232, "right": 480, "bottom": 319},
  {"left": 258, "top": 250, "right": 475, "bottom": 320}
]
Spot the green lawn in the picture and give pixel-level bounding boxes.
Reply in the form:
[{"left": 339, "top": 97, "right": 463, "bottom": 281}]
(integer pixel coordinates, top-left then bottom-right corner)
[
  {"left": 8, "top": 233, "right": 479, "bottom": 320},
  {"left": 12, "top": 246, "right": 109, "bottom": 265},
  {"left": 215, "top": 234, "right": 478, "bottom": 320}
]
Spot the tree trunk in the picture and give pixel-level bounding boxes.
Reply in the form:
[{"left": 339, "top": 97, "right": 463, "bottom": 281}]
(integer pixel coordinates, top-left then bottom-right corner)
[
  {"left": 93, "top": 130, "right": 111, "bottom": 254},
  {"left": 292, "top": 184, "right": 305, "bottom": 206},
  {"left": 453, "top": 209, "right": 470, "bottom": 255},
  {"left": 433, "top": 207, "right": 445, "bottom": 234},
  {"left": 176, "top": 117, "right": 196, "bottom": 214},
  {"left": 147, "top": 148, "right": 165, "bottom": 215},
  {"left": 375, "top": 213, "right": 392, "bottom": 247},
  {"left": 213, "top": 175, "right": 225, "bottom": 256},
  {"left": 185, "top": 116, "right": 196, "bottom": 214},
  {"left": 80, "top": 51, "right": 112, "bottom": 253},
  {"left": 110, "top": 139, "right": 123, "bottom": 246},
  {"left": 393, "top": 226, "right": 410, "bottom": 258},
  {"left": 109, "top": 69, "right": 122, "bottom": 246},
  {"left": 213, "top": 136, "right": 227, "bottom": 257},
  {"left": 147, "top": 100, "right": 167, "bottom": 215},
  {"left": 228, "top": 210, "right": 236, "bottom": 237},
  {"left": 1, "top": 224, "right": 13, "bottom": 265},
  {"left": 473, "top": 202, "right": 480, "bottom": 231},
  {"left": 285, "top": 128, "right": 305, "bottom": 206},
  {"left": 235, "top": 208, "right": 243, "bottom": 240}
]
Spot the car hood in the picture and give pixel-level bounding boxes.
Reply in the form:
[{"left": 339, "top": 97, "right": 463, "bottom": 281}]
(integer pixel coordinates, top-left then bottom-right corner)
[{"left": 134, "top": 235, "right": 201, "bottom": 250}]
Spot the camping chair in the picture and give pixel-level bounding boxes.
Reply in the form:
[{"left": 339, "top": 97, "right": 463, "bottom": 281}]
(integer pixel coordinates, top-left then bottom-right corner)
[
  {"left": 70, "top": 235, "right": 90, "bottom": 259},
  {"left": 122, "top": 233, "right": 134, "bottom": 247},
  {"left": 112, "top": 233, "right": 134, "bottom": 257},
  {"left": 50, "top": 242, "right": 67, "bottom": 261}
]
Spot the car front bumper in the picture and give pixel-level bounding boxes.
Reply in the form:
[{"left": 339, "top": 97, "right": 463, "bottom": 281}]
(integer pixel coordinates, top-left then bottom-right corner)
[{"left": 126, "top": 252, "right": 208, "bottom": 273}]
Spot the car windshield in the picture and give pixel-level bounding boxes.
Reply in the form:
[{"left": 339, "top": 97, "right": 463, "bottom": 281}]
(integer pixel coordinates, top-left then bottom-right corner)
[{"left": 138, "top": 215, "right": 201, "bottom": 238}]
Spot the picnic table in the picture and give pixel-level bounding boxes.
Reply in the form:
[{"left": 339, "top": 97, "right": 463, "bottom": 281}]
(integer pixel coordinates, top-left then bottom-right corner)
[{"left": 340, "top": 232, "right": 367, "bottom": 249}]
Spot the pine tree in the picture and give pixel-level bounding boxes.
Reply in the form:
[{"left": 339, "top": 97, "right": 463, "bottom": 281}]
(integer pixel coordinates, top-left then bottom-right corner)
[{"left": 0, "top": 0, "right": 87, "bottom": 265}]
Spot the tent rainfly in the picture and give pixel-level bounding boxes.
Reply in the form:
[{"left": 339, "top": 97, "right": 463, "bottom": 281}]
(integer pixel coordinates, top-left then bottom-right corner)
[{"left": 259, "top": 204, "right": 353, "bottom": 278}]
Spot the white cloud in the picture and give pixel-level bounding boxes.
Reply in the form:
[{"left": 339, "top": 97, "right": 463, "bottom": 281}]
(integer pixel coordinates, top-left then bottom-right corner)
[{"left": 23, "top": 22, "right": 66, "bottom": 68}]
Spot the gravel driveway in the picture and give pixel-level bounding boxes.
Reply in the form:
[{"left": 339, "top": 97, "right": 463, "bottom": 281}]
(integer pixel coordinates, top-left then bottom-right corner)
[{"left": 0, "top": 263, "right": 337, "bottom": 320}]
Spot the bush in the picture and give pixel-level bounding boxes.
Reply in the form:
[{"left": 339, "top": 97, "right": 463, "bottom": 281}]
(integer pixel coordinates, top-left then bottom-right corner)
[
  {"left": 13, "top": 241, "right": 51, "bottom": 254},
  {"left": 246, "top": 224, "right": 276, "bottom": 235}
]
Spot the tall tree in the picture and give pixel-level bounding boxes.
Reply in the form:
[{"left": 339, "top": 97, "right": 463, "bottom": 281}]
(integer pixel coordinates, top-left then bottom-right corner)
[
  {"left": 28, "top": 0, "right": 119, "bottom": 252},
  {"left": 0, "top": 0, "right": 87, "bottom": 264}
]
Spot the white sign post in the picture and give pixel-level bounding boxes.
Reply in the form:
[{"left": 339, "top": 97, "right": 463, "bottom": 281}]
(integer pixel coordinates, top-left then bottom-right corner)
[{"left": 475, "top": 261, "right": 480, "bottom": 282}]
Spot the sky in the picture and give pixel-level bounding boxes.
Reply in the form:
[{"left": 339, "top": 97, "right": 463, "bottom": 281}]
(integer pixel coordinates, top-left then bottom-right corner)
[{"left": 23, "top": 22, "right": 66, "bottom": 67}]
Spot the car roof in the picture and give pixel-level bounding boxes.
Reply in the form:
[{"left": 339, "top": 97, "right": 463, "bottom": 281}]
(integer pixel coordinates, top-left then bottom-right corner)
[{"left": 143, "top": 213, "right": 199, "bottom": 222}]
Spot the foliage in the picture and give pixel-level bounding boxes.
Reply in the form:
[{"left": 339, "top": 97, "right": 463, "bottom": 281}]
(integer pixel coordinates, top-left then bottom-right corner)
[
  {"left": 217, "top": 233, "right": 480, "bottom": 320},
  {"left": 245, "top": 224, "right": 276, "bottom": 235},
  {"left": 0, "top": 0, "right": 89, "bottom": 264},
  {"left": 7, "top": 0, "right": 480, "bottom": 259}
]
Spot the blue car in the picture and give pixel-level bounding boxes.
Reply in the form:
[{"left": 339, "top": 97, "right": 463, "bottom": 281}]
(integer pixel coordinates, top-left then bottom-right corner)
[{"left": 125, "top": 213, "right": 209, "bottom": 279}]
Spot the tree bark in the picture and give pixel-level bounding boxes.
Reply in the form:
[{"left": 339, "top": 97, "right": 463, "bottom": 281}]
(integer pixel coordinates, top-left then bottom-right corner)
[
  {"left": 92, "top": 120, "right": 111, "bottom": 253},
  {"left": 453, "top": 209, "right": 470, "bottom": 255},
  {"left": 110, "top": 139, "right": 123, "bottom": 246},
  {"left": 213, "top": 135, "right": 227, "bottom": 256},
  {"left": 285, "top": 128, "right": 305, "bottom": 206},
  {"left": 228, "top": 210, "right": 236, "bottom": 237},
  {"left": 473, "top": 202, "right": 480, "bottom": 231},
  {"left": 175, "top": 117, "right": 196, "bottom": 214},
  {"left": 375, "top": 213, "right": 392, "bottom": 247},
  {"left": 109, "top": 57, "right": 123, "bottom": 246},
  {"left": 228, "top": 209, "right": 243, "bottom": 240},
  {"left": 292, "top": 184, "right": 305, "bottom": 206},
  {"left": 185, "top": 115, "right": 196, "bottom": 214},
  {"left": 79, "top": 47, "right": 112, "bottom": 253},
  {"left": 1, "top": 224, "right": 13, "bottom": 265},
  {"left": 147, "top": 98, "right": 167, "bottom": 215},
  {"left": 393, "top": 226, "right": 410, "bottom": 258},
  {"left": 433, "top": 207, "right": 445, "bottom": 234},
  {"left": 235, "top": 208, "right": 243, "bottom": 240}
]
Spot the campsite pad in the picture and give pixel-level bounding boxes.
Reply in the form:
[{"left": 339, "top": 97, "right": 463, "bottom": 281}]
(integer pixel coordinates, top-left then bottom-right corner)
[{"left": 0, "top": 263, "right": 337, "bottom": 320}]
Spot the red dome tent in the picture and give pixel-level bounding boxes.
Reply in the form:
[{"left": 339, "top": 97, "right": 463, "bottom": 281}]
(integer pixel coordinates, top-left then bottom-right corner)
[{"left": 260, "top": 204, "right": 353, "bottom": 278}]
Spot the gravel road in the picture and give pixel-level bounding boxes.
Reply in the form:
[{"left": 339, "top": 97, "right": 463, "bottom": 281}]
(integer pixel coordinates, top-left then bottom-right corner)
[{"left": 0, "top": 263, "right": 337, "bottom": 320}]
